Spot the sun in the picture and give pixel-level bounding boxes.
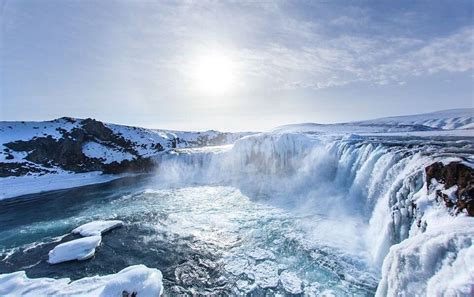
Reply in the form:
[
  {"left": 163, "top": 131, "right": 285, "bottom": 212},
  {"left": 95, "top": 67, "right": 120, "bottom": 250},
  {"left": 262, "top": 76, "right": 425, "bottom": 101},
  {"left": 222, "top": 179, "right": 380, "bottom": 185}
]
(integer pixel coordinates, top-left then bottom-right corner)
[{"left": 193, "top": 54, "right": 235, "bottom": 95}]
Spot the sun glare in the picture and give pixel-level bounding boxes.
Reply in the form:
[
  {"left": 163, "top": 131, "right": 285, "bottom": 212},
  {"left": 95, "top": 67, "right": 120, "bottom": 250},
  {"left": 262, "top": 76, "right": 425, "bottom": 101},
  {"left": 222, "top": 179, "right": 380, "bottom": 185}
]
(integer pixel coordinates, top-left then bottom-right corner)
[{"left": 194, "top": 54, "right": 235, "bottom": 95}]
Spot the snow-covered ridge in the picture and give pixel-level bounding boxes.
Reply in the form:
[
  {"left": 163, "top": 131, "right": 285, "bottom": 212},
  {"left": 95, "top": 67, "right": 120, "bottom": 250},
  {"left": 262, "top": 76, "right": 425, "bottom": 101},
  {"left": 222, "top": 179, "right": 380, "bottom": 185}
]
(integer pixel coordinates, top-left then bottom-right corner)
[
  {"left": 274, "top": 108, "right": 474, "bottom": 133},
  {"left": 358, "top": 108, "right": 474, "bottom": 130}
]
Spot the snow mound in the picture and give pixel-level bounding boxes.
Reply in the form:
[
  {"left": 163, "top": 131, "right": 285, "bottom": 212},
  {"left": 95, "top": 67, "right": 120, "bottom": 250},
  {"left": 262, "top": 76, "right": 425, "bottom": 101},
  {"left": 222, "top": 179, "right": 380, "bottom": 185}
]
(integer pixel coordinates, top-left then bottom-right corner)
[
  {"left": 48, "top": 236, "right": 102, "bottom": 264},
  {"left": 376, "top": 218, "right": 474, "bottom": 297},
  {"left": 0, "top": 264, "right": 163, "bottom": 296},
  {"left": 72, "top": 220, "right": 124, "bottom": 236}
]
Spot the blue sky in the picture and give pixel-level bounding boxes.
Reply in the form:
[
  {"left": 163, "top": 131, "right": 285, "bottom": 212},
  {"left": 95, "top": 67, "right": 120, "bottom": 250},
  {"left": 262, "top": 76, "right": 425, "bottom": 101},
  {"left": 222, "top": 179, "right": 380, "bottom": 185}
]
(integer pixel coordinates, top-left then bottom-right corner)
[{"left": 1, "top": 0, "right": 473, "bottom": 131}]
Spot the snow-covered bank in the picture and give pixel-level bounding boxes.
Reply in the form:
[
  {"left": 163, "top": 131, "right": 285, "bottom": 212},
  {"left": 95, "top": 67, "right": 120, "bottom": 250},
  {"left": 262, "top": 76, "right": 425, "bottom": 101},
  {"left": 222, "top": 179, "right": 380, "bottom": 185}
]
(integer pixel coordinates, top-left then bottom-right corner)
[
  {"left": 0, "top": 265, "right": 163, "bottom": 296},
  {"left": 376, "top": 216, "right": 474, "bottom": 296},
  {"left": 0, "top": 172, "right": 125, "bottom": 200}
]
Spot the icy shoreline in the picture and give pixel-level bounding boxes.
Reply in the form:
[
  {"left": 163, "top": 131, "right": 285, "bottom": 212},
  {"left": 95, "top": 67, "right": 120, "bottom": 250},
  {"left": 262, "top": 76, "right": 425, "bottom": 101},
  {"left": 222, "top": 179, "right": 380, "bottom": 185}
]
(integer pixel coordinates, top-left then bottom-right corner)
[
  {"left": 0, "top": 172, "right": 131, "bottom": 200},
  {"left": 0, "top": 265, "right": 163, "bottom": 296}
]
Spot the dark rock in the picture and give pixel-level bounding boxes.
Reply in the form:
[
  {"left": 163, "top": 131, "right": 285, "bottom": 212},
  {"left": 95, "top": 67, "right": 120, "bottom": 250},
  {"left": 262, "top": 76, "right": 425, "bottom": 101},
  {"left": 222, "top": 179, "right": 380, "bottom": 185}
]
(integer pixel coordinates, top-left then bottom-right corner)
[
  {"left": 103, "top": 157, "right": 155, "bottom": 174},
  {"left": 0, "top": 162, "right": 49, "bottom": 177},
  {"left": 426, "top": 161, "right": 474, "bottom": 216},
  {"left": 122, "top": 291, "right": 137, "bottom": 297}
]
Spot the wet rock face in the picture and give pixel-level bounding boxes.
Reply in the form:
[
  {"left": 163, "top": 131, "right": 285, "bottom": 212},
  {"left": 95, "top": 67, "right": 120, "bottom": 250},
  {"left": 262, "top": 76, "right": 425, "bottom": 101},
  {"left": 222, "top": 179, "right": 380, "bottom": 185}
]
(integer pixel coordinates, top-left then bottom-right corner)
[{"left": 425, "top": 162, "right": 474, "bottom": 216}]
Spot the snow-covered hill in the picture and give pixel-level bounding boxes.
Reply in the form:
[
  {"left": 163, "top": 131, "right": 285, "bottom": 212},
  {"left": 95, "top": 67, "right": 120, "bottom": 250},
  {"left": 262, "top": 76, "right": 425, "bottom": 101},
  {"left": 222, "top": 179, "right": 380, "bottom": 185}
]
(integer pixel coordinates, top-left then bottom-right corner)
[
  {"left": 358, "top": 108, "right": 474, "bottom": 130},
  {"left": 0, "top": 117, "right": 251, "bottom": 178},
  {"left": 274, "top": 108, "right": 474, "bottom": 134}
]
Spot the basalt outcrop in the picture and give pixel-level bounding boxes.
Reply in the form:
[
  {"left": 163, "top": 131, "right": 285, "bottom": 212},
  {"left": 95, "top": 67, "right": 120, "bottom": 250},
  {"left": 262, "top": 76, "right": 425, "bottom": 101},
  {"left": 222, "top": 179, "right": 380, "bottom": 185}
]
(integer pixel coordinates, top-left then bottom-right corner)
[{"left": 425, "top": 161, "right": 474, "bottom": 216}]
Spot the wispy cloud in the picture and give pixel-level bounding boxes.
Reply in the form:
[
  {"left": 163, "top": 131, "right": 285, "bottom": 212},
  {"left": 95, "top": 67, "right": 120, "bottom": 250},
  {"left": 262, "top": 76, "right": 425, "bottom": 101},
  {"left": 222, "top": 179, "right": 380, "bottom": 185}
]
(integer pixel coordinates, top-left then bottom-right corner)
[{"left": 148, "top": 1, "right": 474, "bottom": 91}]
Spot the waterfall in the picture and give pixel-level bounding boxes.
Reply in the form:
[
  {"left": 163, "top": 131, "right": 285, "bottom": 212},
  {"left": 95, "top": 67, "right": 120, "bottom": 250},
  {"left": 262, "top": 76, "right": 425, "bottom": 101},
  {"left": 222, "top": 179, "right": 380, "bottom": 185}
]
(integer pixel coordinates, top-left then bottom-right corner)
[{"left": 152, "top": 132, "right": 472, "bottom": 284}]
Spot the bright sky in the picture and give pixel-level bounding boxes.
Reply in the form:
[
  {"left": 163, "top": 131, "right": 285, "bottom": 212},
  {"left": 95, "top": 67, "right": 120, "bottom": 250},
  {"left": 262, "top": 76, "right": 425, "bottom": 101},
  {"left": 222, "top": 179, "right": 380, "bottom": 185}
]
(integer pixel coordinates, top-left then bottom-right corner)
[{"left": 1, "top": 0, "right": 473, "bottom": 131}]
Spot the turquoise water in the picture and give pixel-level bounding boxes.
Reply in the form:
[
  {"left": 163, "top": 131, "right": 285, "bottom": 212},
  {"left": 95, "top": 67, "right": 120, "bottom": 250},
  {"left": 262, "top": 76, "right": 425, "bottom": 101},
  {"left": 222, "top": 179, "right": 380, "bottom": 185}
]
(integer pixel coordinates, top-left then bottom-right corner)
[{"left": 0, "top": 176, "right": 377, "bottom": 296}]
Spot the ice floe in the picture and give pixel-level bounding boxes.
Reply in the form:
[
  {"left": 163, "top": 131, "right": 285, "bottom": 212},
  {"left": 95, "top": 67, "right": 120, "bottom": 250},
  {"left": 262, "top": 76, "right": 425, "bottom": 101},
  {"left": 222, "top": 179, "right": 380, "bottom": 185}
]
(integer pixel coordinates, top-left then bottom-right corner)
[
  {"left": 48, "top": 235, "right": 102, "bottom": 264},
  {"left": 224, "top": 258, "right": 250, "bottom": 276},
  {"left": 72, "top": 220, "right": 124, "bottom": 236},
  {"left": 247, "top": 248, "right": 275, "bottom": 261},
  {"left": 252, "top": 260, "right": 280, "bottom": 288},
  {"left": 279, "top": 270, "right": 302, "bottom": 294}
]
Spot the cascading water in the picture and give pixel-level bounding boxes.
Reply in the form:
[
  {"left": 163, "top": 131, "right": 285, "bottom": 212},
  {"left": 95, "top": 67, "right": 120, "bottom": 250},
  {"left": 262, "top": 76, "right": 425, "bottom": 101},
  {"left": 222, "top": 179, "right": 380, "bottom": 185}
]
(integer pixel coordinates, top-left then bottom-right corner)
[
  {"left": 1, "top": 132, "right": 472, "bottom": 295},
  {"left": 153, "top": 132, "right": 473, "bottom": 293}
]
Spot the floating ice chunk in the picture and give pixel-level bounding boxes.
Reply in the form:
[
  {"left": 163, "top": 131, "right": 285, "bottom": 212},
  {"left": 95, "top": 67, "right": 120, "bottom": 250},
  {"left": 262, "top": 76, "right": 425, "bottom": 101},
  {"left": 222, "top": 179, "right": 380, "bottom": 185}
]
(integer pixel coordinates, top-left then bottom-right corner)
[
  {"left": 303, "top": 283, "right": 321, "bottom": 296},
  {"left": 279, "top": 270, "right": 302, "bottom": 294},
  {"left": 235, "top": 279, "right": 256, "bottom": 293},
  {"left": 224, "top": 258, "right": 249, "bottom": 276},
  {"left": 72, "top": 220, "right": 123, "bottom": 236},
  {"left": 48, "top": 236, "right": 102, "bottom": 264},
  {"left": 247, "top": 248, "right": 275, "bottom": 260},
  {"left": 320, "top": 289, "right": 337, "bottom": 297},
  {"left": 252, "top": 260, "right": 279, "bottom": 288},
  {"left": 0, "top": 265, "right": 163, "bottom": 296}
]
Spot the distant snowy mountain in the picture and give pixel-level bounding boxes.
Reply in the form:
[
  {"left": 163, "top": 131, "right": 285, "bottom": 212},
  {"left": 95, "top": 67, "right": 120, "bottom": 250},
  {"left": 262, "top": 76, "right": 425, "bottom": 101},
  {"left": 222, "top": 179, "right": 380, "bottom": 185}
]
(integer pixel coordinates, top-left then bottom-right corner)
[
  {"left": 0, "top": 117, "right": 251, "bottom": 177},
  {"left": 274, "top": 108, "right": 473, "bottom": 134},
  {"left": 357, "top": 108, "right": 474, "bottom": 130}
]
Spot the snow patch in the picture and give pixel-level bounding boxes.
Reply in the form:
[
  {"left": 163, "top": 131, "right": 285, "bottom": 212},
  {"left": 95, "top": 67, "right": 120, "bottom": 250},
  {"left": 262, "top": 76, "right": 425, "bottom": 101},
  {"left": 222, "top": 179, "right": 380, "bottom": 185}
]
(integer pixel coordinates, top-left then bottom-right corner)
[{"left": 82, "top": 142, "right": 135, "bottom": 164}]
